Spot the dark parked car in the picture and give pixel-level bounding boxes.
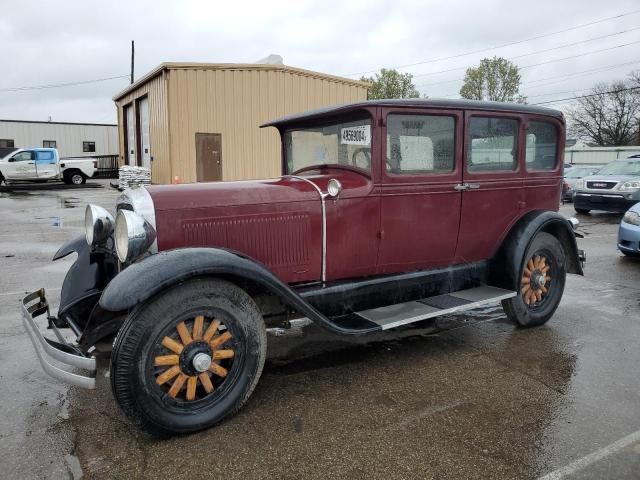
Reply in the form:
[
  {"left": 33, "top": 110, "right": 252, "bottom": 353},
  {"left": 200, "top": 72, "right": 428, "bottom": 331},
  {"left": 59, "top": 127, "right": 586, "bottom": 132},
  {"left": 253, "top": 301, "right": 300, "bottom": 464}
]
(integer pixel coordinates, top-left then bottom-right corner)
[
  {"left": 21, "top": 99, "right": 584, "bottom": 436},
  {"left": 574, "top": 157, "right": 640, "bottom": 214},
  {"left": 563, "top": 165, "right": 603, "bottom": 202}
]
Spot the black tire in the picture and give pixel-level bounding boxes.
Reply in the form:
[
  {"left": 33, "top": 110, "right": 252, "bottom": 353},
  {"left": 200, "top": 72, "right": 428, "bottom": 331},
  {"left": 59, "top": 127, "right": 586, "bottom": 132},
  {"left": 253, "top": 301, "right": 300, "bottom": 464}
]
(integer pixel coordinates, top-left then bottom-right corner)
[
  {"left": 67, "top": 170, "right": 86, "bottom": 185},
  {"left": 575, "top": 208, "right": 590, "bottom": 215},
  {"left": 110, "top": 278, "right": 267, "bottom": 436},
  {"left": 502, "top": 232, "right": 566, "bottom": 327}
]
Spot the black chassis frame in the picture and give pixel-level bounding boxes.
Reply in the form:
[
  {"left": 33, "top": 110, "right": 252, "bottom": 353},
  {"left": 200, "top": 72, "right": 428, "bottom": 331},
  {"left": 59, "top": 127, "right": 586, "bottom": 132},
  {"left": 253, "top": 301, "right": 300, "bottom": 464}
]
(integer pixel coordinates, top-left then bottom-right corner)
[{"left": 55, "top": 211, "right": 583, "bottom": 353}]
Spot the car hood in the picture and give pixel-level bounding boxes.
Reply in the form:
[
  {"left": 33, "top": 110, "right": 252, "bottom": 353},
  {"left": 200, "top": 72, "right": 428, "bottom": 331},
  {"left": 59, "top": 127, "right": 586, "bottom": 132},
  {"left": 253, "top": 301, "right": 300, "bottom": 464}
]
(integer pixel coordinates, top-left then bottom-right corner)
[{"left": 584, "top": 174, "right": 638, "bottom": 184}]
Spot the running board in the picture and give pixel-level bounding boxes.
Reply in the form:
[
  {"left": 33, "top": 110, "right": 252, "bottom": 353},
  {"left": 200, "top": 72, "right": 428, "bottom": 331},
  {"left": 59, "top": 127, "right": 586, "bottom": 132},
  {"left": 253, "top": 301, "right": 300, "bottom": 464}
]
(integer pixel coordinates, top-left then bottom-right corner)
[{"left": 355, "top": 286, "right": 516, "bottom": 330}]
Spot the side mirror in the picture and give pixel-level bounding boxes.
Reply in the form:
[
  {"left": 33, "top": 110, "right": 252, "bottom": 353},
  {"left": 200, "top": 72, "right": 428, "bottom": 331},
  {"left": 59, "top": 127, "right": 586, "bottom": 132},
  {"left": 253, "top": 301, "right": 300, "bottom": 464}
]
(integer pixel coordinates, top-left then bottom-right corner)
[{"left": 7, "top": 157, "right": 15, "bottom": 163}]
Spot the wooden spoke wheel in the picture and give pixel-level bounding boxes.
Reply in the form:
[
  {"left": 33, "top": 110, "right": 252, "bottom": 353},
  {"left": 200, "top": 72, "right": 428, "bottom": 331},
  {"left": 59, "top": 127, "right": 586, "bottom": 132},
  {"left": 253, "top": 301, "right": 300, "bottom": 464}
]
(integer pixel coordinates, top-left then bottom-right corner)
[
  {"left": 110, "top": 278, "right": 267, "bottom": 436},
  {"left": 520, "top": 255, "right": 552, "bottom": 307},
  {"left": 153, "top": 315, "right": 236, "bottom": 401}
]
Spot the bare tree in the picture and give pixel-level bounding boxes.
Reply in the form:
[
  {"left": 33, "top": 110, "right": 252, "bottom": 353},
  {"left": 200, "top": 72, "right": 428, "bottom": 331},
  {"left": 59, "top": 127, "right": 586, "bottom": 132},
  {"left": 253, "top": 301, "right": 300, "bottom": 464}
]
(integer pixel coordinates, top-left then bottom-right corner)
[
  {"left": 459, "top": 57, "right": 525, "bottom": 103},
  {"left": 568, "top": 77, "right": 640, "bottom": 146}
]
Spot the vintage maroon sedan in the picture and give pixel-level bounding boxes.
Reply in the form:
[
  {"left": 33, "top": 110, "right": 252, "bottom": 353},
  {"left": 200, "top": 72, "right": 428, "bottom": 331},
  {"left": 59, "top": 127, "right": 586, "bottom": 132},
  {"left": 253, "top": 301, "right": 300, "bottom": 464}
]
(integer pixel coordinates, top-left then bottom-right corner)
[{"left": 22, "top": 99, "right": 584, "bottom": 435}]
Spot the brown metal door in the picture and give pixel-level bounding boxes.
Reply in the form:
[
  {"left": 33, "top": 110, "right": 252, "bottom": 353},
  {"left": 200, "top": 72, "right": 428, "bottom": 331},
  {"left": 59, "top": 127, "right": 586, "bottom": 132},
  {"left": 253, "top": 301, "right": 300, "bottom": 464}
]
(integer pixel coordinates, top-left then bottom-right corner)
[{"left": 195, "top": 133, "right": 222, "bottom": 182}]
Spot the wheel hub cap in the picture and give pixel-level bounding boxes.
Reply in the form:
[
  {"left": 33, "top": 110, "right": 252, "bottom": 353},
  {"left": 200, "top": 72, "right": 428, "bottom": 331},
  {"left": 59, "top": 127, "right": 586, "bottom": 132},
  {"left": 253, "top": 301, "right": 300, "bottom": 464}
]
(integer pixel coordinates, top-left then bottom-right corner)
[
  {"left": 520, "top": 255, "right": 552, "bottom": 306},
  {"left": 193, "top": 353, "right": 212, "bottom": 373}
]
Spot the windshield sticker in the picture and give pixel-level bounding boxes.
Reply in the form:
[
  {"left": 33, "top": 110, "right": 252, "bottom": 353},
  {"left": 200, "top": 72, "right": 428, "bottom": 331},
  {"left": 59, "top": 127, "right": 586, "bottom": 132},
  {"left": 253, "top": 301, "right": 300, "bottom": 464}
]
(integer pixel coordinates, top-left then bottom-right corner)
[{"left": 341, "top": 125, "right": 371, "bottom": 145}]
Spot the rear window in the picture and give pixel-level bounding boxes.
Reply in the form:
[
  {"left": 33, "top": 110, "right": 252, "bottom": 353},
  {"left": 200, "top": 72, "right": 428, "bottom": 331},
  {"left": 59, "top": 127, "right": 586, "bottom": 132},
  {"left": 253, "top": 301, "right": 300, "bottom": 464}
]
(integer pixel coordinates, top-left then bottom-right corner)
[
  {"left": 467, "top": 117, "right": 518, "bottom": 172},
  {"left": 526, "top": 121, "right": 558, "bottom": 171}
]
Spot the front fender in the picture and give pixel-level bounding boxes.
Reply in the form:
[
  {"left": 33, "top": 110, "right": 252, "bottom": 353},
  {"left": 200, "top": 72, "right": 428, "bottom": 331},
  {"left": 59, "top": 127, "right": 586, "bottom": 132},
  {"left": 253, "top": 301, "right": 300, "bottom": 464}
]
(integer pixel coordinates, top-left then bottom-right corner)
[
  {"left": 99, "top": 248, "right": 376, "bottom": 335},
  {"left": 490, "top": 210, "right": 584, "bottom": 291},
  {"left": 55, "top": 236, "right": 118, "bottom": 324}
]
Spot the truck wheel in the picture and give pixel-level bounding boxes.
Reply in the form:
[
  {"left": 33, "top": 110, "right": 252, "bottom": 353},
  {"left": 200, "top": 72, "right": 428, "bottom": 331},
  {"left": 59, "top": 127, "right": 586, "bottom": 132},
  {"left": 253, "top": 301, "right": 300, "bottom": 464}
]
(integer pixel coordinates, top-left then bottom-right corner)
[
  {"left": 574, "top": 208, "right": 590, "bottom": 215},
  {"left": 68, "top": 171, "right": 86, "bottom": 185},
  {"left": 502, "top": 232, "right": 566, "bottom": 327},
  {"left": 110, "top": 278, "right": 267, "bottom": 436}
]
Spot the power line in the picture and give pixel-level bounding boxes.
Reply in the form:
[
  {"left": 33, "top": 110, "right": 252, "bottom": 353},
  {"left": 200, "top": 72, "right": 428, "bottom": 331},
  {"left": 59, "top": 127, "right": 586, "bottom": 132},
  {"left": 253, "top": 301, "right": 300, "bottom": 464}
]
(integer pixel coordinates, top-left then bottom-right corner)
[
  {"left": 411, "top": 40, "right": 640, "bottom": 79},
  {"left": 417, "top": 59, "right": 640, "bottom": 90},
  {"left": 533, "top": 86, "right": 640, "bottom": 105},
  {"left": 343, "top": 8, "right": 640, "bottom": 76},
  {"left": 0, "top": 74, "right": 130, "bottom": 93}
]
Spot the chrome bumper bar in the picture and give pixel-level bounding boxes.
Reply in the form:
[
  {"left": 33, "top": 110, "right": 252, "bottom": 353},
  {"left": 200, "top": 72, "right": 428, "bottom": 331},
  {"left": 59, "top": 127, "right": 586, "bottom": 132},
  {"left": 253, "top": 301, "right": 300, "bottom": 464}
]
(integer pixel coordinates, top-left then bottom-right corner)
[{"left": 21, "top": 289, "right": 96, "bottom": 389}]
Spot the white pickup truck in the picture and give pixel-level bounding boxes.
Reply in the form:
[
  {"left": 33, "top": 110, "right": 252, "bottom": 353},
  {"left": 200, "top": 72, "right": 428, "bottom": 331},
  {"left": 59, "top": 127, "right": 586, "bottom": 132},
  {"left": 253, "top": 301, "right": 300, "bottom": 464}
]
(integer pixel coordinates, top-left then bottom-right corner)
[{"left": 0, "top": 148, "right": 97, "bottom": 185}]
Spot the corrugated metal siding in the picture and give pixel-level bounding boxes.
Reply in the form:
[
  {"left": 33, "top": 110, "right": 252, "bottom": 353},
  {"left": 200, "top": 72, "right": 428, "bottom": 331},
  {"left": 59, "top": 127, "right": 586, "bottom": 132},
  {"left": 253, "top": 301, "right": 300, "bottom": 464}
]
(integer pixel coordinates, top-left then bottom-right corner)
[
  {"left": 166, "top": 67, "right": 368, "bottom": 183},
  {"left": 565, "top": 146, "right": 640, "bottom": 165},
  {"left": 114, "top": 73, "right": 170, "bottom": 184},
  {"left": 0, "top": 121, "right": 117, "bottom": 157}
]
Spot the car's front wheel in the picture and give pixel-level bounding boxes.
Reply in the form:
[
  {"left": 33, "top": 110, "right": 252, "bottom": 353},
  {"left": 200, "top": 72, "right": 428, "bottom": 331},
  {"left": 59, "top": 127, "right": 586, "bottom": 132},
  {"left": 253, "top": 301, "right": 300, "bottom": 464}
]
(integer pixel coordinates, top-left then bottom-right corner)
[
  {"left": 110, "top": 278, "right": 267, "bottom": 436},
  {"left": 502, "top": 232, "right": 566, "bottom": 327}
]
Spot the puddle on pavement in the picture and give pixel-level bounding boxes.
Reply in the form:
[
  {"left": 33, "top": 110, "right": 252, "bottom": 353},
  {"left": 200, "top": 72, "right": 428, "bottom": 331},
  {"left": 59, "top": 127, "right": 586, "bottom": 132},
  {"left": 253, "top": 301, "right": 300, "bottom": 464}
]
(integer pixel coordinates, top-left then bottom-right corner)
[{"left": 58, "top": 197, "right": 80, "bottom": 209}]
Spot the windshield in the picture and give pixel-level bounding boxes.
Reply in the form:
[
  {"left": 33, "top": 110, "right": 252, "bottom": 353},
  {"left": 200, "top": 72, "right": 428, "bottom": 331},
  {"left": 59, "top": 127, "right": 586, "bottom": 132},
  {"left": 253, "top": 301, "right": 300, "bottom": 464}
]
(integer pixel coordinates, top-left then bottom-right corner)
[
  {"left": 596, "top": 159, "right": 640, "bottom": 176},
  {"left": 565, "top": 167, "right": 599, "bottom": 178},
  {"left": 284, "top": 116, "right": 372, "bottom": 174}
]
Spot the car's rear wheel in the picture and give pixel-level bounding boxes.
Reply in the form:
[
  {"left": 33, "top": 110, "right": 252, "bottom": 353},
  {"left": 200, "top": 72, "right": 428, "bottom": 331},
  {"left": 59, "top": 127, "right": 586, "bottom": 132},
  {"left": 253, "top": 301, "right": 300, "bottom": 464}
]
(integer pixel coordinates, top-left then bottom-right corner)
[
  {"left": 502, "top": 232, "right": 566, "bottom": 327},
  {"left": 68, "top": 171, "right": 86, "bottom": 185},
  {"left": 110, "top": 278, "right": 267, "bottom": 436},
  {"left": 575, "top": 208, "right": 590, "bottom": 215}
]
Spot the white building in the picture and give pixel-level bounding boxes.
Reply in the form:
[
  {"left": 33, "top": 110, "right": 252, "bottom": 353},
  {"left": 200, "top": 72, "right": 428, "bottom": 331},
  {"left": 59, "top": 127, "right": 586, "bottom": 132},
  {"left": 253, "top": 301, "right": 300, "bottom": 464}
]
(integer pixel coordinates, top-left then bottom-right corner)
[{"left": 0, "top": 119, "right": 118, "bottom": 157}]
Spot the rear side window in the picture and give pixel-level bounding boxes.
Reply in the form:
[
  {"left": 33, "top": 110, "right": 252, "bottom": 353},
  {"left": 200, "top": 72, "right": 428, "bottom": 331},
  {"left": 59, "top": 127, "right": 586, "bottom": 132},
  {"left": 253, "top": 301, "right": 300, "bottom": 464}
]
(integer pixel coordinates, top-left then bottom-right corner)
[
  {"left": 36, "top": 150, "right": 55, "bottom": 162},
  {"left": 386, "top": 114, "right": 455, "bottom": 174},
  {"left": 526, "top": 121, "right": 558, "bottom": 171},
  {"left": 467, "top": 117, "right": 518, "bottom": 172}
]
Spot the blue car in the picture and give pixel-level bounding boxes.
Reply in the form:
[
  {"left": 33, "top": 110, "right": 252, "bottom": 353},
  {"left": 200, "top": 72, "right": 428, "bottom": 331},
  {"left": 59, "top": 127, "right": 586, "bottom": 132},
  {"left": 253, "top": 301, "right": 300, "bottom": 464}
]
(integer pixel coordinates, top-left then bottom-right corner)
[{"left": 618, "top": 202, "right": 640, "bottom": 257}]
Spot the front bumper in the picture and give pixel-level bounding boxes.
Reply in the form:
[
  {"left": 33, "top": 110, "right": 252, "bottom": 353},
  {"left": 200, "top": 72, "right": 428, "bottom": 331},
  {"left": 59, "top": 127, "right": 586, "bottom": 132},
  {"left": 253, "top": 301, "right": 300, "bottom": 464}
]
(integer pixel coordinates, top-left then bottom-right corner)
[
  {"left": 21, "top": 289, "right": 96, "bottom": 389},
  {"left": 618, "top": 221, "right": 640, "bottom": 255},
  {"left": 574, "top": 192, "right": 638, "bottom": 213}
]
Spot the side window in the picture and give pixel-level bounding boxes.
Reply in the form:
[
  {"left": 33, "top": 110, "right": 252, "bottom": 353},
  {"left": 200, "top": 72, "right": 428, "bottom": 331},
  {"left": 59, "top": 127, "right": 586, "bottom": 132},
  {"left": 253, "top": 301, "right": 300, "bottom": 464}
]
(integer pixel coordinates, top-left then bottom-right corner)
[
  {"left": 386, "top": 114, "right": 455, "bottom": 174},
  {"left": 526, "top": 121, "right": 557, "bottom": 171},
  {"left": 467, "top": 117, "right": 518, "bottom": 172},
  {"left": 12, "top": 151, "right": 34, "bottom": 162},
  {"left": 36, "top": 150, "right": 55, "bottom": 162}
]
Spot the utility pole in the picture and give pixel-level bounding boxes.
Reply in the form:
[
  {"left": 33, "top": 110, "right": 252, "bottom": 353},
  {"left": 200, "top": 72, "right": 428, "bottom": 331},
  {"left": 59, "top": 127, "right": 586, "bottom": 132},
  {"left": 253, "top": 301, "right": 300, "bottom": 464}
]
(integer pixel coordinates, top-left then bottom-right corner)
[{"left": 130, "top": 40, "right": 135, "bottom": 84}]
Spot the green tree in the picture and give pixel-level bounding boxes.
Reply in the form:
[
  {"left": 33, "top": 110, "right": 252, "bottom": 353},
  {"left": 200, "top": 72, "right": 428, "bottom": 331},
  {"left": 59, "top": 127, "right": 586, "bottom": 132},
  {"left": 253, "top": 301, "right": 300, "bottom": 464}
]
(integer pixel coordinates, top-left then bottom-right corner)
[
  {"left": 460, "top": 57, "right": 525, "bottom": 103},
  {"left": 361, "top": 68, "right": 420, "bottom": 100}
]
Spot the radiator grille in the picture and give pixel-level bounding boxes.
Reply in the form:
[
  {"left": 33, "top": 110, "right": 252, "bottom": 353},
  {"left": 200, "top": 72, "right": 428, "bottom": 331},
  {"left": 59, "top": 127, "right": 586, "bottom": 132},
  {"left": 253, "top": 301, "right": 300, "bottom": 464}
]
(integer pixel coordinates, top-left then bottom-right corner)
[
  {"left": 586, "top": 181, "right": 617, "bottom": 190},
  {"left": 182, "top": 213, "right": 310, "bottom": 267}
]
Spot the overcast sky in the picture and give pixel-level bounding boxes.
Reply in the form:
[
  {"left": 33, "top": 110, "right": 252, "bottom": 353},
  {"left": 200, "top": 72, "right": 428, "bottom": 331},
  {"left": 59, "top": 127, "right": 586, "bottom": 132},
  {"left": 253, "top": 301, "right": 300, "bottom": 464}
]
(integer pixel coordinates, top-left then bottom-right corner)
[{"left": 1, "top": 0, "right": 638, "bottom": 124}]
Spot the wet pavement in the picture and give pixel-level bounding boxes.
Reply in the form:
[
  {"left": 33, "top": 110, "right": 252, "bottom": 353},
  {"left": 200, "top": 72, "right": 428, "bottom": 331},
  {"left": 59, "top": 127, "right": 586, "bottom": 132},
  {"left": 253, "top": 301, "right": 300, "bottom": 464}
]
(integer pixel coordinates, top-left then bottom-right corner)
[{"left": 1, "top": 182, "right": 639, "bottom": 479}]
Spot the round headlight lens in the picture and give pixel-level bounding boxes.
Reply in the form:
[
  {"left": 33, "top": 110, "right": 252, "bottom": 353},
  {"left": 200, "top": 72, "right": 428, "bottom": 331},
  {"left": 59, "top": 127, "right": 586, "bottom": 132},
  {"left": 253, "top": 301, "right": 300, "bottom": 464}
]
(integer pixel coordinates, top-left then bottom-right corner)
[
  {"left": 114, "top": 209, "right": 156, "bottom": 263},
  {"left": 84, "top": 204, "right": 114, "bottom": 246},
  {"left": 327, "top": 178, "right": 342, "bottom": 198}
]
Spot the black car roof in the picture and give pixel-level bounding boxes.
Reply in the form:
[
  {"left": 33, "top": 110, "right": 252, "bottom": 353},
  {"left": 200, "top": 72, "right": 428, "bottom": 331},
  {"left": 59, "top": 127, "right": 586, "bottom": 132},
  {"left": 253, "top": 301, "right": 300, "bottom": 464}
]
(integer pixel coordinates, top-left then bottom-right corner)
[{"left": 261, "top": 98, "right": 564, "bottom": 128}]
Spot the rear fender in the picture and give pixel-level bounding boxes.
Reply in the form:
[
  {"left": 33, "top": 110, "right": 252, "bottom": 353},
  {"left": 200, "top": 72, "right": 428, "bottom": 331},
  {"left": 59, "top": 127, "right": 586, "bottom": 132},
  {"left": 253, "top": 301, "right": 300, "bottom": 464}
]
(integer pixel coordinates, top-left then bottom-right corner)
[
  {"left": 99, "top": 248, "right": 376, "bottom": 335},
  {"left": 490, "top": 211, "right": 584, "bottom": 291}
]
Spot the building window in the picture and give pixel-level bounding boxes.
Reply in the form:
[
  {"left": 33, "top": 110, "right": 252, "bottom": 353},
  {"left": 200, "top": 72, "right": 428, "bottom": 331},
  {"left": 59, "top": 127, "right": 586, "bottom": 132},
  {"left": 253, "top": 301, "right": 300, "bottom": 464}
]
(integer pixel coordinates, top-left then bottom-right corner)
[
  {"left": 83, "top": 141, "right": 96, "bottom": 153},
  {"left": 0, "top": 139, "right": 15, "bottom": 148},
  {"left": 43, "top": 140, "right": 57, "bottom": 148}
]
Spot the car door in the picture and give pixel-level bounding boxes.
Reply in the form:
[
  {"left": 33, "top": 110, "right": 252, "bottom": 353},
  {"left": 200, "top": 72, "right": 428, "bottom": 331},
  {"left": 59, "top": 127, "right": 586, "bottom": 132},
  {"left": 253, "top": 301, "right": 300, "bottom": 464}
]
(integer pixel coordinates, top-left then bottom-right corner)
[
  {"left": 34, "top": 150, "right": 58, "bottom": 179},
  {"left": 377, "top": 107, "right": 463, "bottom": 274},
  {"left": 4, "top": 150, "right": 36, "bottom": 179},
  {"left": 455, "top": 111, "right": 524, "bottom": 263}
]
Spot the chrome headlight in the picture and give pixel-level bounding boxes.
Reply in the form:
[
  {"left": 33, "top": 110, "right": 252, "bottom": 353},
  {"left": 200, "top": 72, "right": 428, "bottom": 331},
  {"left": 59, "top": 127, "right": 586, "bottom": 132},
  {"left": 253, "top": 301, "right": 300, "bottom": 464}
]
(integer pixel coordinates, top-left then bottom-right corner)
[
  {"left": 85, "top": 204, "right": 115, "bottom": 245},
  {"left": 115, "top": 209, "right": 157, "bottom": 263},
  {"left": 622, "top": 210, "right": 640, "bottom": 226},
  {"left": 619, "top": 181, "right": 640, "bottom": 192}
]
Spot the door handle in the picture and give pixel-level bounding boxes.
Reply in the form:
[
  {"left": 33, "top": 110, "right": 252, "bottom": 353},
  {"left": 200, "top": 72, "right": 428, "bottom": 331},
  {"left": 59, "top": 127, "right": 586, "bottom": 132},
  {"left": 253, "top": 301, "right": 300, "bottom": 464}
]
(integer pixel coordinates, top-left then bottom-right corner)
[{"left": 454, "top": 183, "right": 481, "bottom": 191}]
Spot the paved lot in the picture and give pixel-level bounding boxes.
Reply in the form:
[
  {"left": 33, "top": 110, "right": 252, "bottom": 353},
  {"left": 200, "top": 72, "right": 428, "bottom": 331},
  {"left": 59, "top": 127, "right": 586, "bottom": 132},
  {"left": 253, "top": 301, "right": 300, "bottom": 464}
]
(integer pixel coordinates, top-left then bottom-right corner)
[{"left": 1, "top": 181, "right": 639, "bottom": 479}]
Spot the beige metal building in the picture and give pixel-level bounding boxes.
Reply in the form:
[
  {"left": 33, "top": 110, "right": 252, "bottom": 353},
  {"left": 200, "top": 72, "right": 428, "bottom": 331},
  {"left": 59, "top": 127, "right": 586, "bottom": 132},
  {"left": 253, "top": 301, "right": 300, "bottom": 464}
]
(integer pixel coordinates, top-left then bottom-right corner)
[
  {"left": 0, "top": 119, "right": 118, "bottom": 157},
  {"left": 112, "top": 63, "right": 368, "bottom": 184}
]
